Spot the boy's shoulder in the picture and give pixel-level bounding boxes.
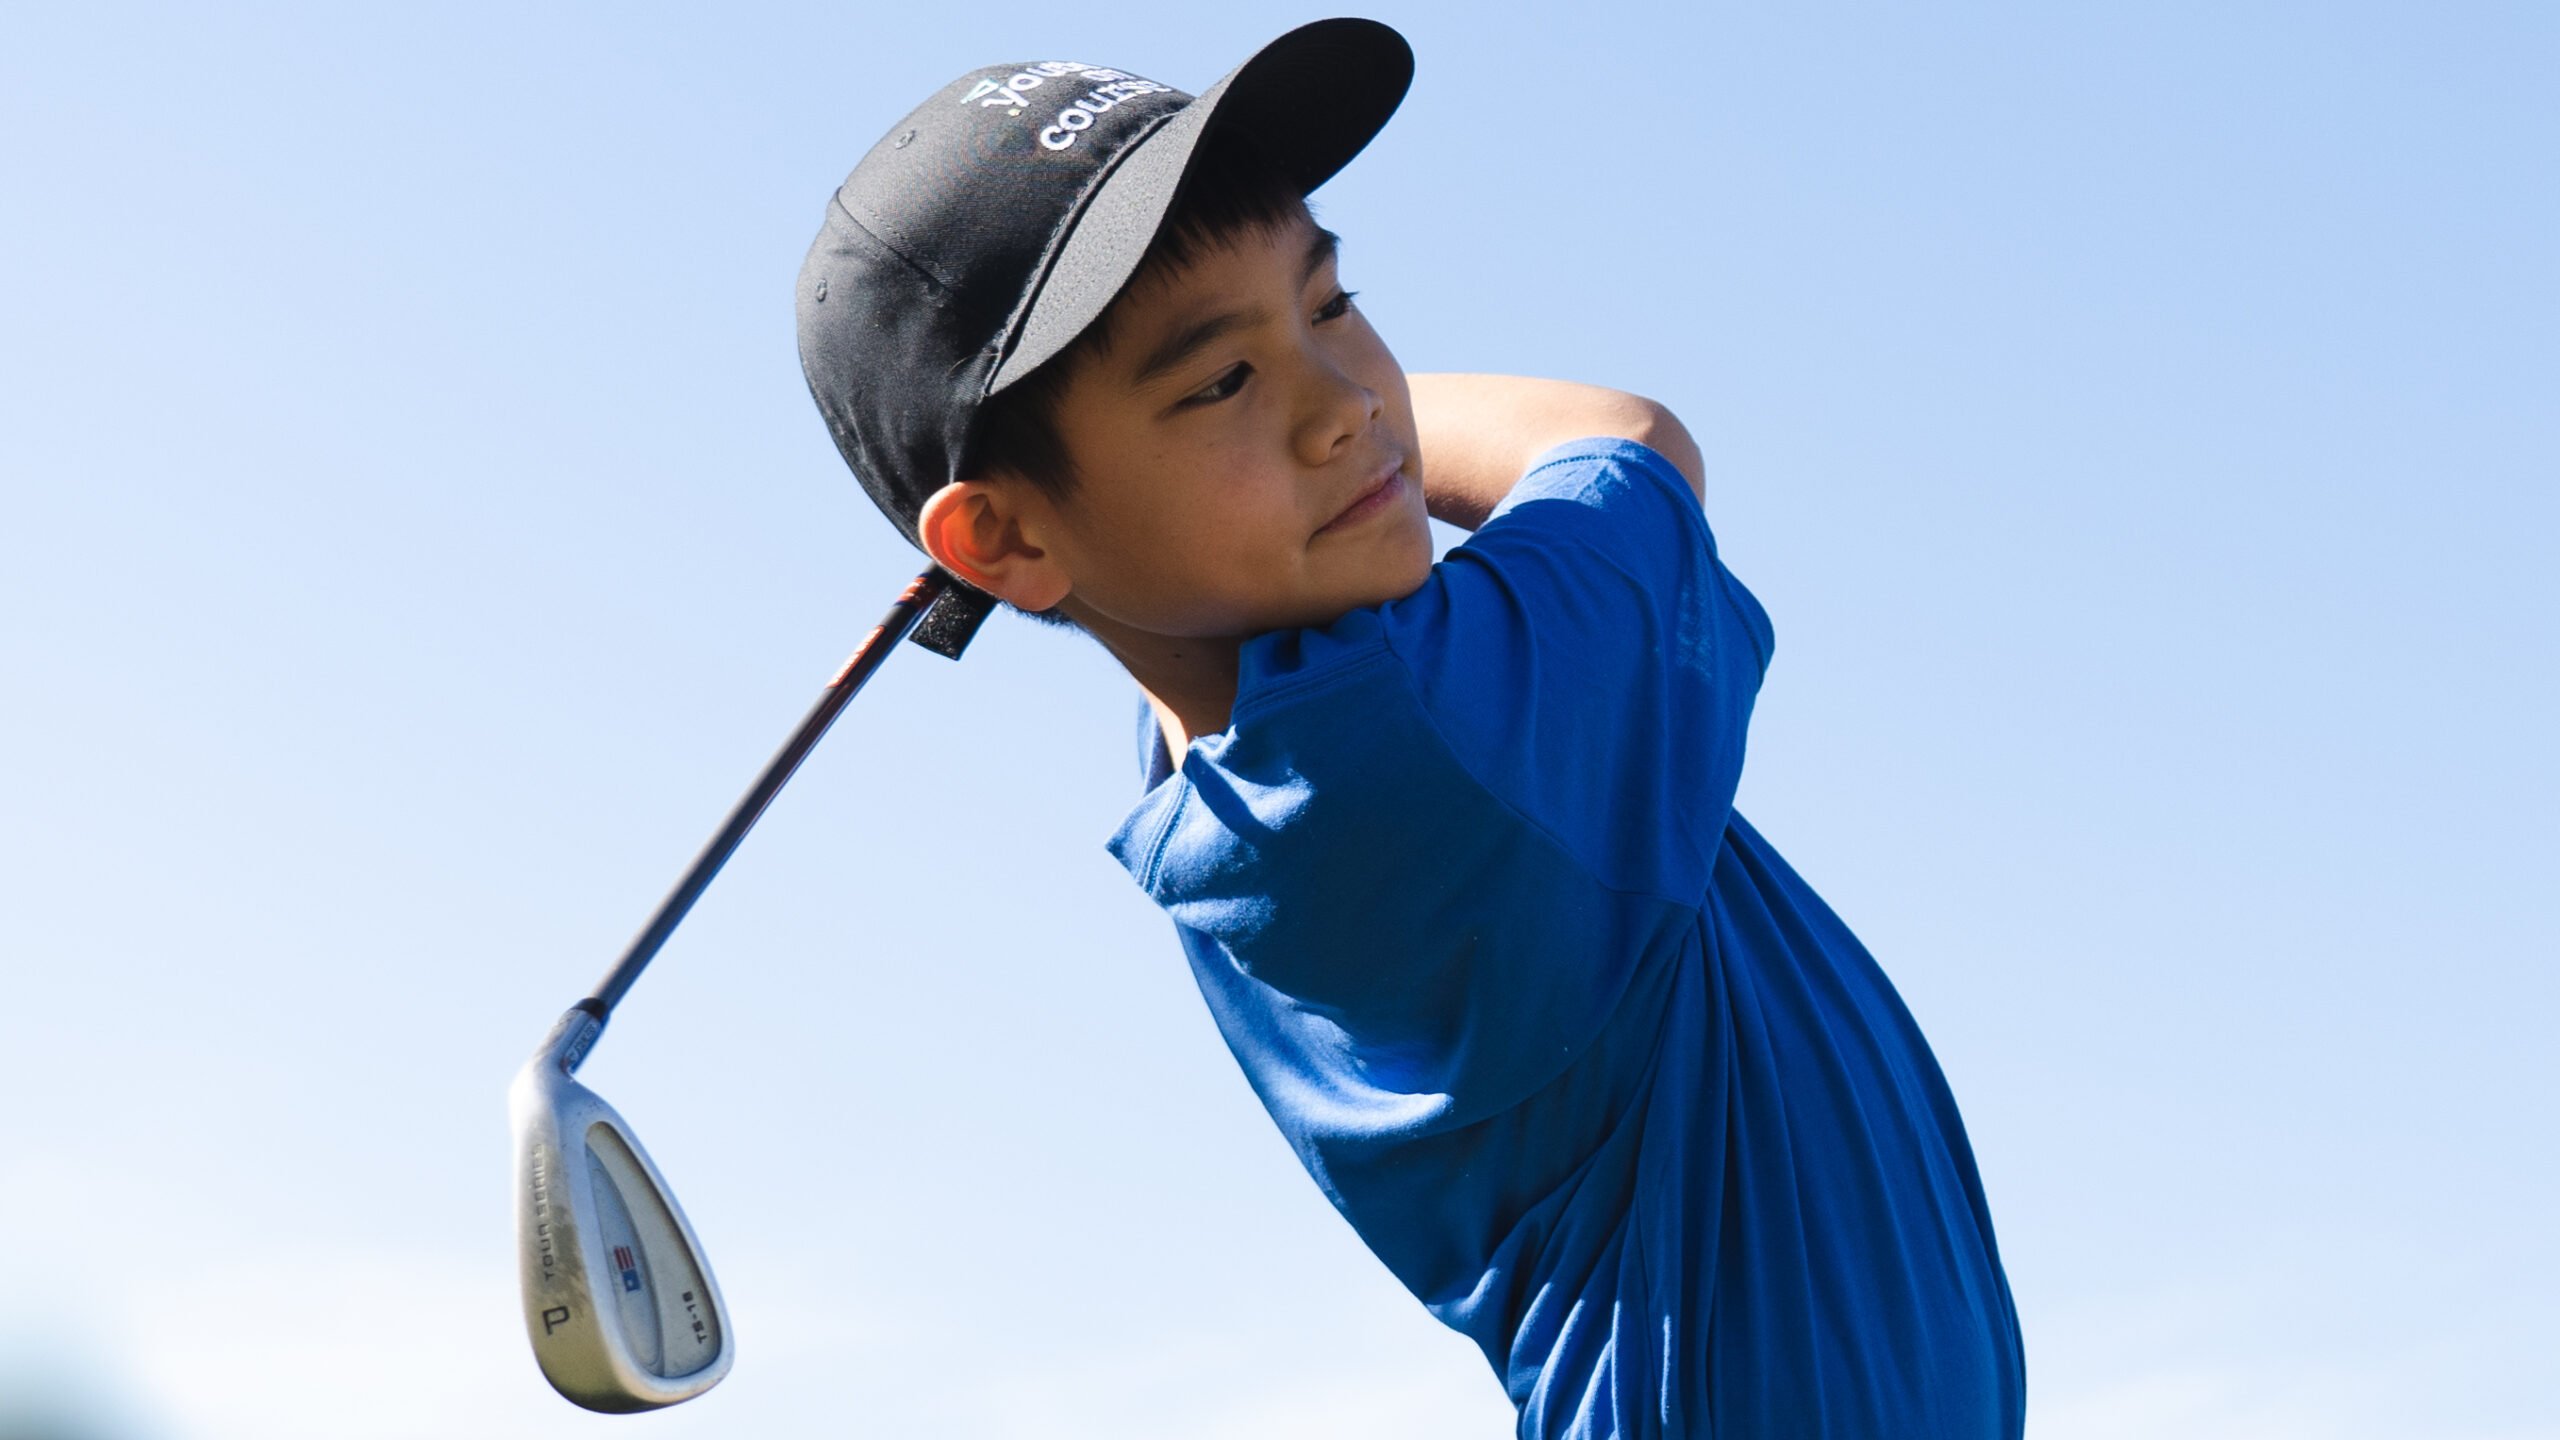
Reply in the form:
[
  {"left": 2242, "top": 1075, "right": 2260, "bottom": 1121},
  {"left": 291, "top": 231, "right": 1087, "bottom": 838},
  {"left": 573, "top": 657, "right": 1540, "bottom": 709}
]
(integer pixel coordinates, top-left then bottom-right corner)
[
  {"left": 1120, "top": 435, "right": 1771, "bottom": 907},
  {"left": 1232, "top": 435, "right": 1753, "bottom": 708}
]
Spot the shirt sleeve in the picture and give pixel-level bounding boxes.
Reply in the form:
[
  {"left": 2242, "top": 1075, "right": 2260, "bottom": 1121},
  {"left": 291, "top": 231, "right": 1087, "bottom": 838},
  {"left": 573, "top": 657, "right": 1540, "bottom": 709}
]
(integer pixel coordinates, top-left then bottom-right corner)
[
  {"left": 1110, "top": 437, "right": 1775, "bottom": 1121},
  {"left": 1379, "top": 436, "right": 1773, "bottom": 905}
]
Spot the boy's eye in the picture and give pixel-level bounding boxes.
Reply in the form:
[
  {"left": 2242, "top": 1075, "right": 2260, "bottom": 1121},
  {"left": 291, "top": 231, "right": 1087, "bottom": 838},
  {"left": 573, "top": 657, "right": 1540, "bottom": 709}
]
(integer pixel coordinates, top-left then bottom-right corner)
[
  {"left": 1315, "top": 288, "right": 1359, "bottom": 323},
  {"left": 1186, "top": 363, "right": 1252, "bottom": 406}
]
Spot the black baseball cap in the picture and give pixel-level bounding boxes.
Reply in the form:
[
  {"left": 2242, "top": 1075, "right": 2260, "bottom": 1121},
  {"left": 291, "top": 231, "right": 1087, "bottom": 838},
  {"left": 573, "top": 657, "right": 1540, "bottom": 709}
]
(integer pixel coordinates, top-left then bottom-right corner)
[{"left": 795, "top": 19, "right": 1413, "bottom": 658}]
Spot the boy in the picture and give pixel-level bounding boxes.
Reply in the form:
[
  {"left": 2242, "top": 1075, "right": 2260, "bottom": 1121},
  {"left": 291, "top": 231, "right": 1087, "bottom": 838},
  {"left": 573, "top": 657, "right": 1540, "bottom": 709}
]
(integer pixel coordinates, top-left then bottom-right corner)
[{"left": 795, "top": 19, "right": 2023, "bottom": 1439}]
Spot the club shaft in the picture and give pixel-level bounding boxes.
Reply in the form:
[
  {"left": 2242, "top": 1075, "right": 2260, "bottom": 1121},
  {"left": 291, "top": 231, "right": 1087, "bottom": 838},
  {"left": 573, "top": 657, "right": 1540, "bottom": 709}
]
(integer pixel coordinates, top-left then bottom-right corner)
[{"left": 585, "top": 569, "right": 948, "bottom": 1016}]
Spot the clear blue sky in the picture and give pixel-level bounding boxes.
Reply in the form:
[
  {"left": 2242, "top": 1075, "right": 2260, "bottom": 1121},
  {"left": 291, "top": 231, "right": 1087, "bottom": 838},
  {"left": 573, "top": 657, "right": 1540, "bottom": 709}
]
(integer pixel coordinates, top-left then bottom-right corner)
[{"left": 3, "top": 3, "right": 2552, "bottom": 1437}]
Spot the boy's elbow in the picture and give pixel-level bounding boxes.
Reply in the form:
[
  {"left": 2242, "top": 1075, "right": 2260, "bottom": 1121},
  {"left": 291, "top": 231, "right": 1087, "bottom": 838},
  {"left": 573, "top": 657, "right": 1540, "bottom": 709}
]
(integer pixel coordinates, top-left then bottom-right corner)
[{"left": 1615, "top": 395, "right": 1706, "bottom": 505}]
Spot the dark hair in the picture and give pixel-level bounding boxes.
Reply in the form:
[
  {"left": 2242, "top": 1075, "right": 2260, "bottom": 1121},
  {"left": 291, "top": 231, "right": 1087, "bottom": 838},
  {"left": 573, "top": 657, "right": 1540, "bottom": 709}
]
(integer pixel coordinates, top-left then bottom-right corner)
[{"left": 963, "top": 136, "right": 1314, "bottom": 500}]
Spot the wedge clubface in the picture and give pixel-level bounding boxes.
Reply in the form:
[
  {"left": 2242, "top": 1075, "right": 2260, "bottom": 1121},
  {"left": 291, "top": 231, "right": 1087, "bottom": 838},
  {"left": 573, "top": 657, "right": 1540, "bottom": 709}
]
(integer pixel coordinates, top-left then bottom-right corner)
[
  {"left": 510, "top": 569, "right": 987, "bottom": 1412},
  {"left": 510, "top": 1003, "right": 731, "bottom": 1410}
]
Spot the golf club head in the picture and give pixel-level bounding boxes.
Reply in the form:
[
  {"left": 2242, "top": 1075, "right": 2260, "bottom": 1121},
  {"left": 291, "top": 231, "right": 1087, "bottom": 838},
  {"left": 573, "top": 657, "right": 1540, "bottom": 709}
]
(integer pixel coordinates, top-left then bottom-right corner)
[{"left": 510, "top": 1007, "right": 733, "bottom": 1412}]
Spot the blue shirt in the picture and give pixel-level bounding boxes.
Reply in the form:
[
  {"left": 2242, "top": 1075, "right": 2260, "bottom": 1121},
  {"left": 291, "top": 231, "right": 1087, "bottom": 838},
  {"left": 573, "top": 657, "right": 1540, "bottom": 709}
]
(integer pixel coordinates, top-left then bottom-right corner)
[{"left": 1107, "top": 439, "right": 2024, "bottom": 1439}]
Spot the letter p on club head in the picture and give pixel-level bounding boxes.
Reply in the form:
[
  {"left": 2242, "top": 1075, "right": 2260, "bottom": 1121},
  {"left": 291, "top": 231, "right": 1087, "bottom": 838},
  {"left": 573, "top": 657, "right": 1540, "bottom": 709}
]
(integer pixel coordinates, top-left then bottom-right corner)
[{"left": 511, "top": 1007, "right": 734, "bottom": 1412}]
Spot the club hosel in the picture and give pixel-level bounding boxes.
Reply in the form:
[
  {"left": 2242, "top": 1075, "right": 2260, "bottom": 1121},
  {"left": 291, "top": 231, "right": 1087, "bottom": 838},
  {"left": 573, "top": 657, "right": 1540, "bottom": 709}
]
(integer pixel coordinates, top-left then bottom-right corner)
[{"left": 531, "top": 1002, "right": 609, "bottom": 1077}]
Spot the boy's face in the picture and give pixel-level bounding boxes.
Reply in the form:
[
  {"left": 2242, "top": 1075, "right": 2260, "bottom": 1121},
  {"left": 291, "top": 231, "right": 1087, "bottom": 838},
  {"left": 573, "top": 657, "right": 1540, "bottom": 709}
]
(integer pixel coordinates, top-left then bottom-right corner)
[{"left": 1028, "top": 210, "right": 1432, "bottom": 642}]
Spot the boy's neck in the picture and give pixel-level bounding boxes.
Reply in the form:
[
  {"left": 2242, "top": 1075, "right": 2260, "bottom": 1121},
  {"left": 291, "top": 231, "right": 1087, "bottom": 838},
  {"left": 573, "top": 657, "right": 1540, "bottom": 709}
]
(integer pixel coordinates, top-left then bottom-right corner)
[{"left": 1079, "top": 614, "right": 1242, "bottom": 757}]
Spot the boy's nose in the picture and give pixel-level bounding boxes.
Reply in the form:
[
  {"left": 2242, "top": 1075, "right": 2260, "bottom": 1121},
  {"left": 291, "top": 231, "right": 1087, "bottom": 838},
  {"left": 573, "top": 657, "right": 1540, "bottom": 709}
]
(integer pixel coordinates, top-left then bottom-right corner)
[{"left": 1294, "top": 356, "right": 1385, "bottom": 467}]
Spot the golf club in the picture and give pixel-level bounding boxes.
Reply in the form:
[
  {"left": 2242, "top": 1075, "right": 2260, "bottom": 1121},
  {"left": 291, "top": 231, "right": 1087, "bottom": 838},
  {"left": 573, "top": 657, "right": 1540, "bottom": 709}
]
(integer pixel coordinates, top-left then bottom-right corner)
[{"left": 509, "top": 567, "right": 986, "bottom": 1412}]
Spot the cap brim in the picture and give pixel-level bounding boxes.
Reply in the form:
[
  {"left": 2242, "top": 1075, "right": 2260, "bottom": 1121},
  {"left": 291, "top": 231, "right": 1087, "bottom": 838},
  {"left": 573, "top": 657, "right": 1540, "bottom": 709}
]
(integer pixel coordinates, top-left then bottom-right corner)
[{"left": 988, "top": 18, "right": 1413, "bottom": 394}]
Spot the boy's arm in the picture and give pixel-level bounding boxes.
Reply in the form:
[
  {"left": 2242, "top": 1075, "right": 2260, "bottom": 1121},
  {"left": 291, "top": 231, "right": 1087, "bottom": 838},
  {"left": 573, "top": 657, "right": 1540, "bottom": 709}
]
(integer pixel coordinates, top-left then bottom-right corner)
[{"left": 1405, "top": 373, "right": 1707, "bottom": 531}]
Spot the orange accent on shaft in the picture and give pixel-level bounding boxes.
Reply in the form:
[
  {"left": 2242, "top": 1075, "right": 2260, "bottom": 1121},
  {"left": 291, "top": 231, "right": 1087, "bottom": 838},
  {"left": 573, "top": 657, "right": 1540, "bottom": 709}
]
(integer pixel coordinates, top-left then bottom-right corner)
[{"left": 829, "top": 626, "right": 887, "bottom": 686}]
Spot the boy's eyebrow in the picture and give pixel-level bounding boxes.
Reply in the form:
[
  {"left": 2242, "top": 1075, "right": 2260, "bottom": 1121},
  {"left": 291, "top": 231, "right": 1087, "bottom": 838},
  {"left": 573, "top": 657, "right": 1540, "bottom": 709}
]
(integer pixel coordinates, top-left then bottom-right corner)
[
  {"left": 1300, "top": 224, "right": 1343, "bottom": 289},
  {"left": 1129, "top": 226, "right": 1343, "bottom": 388}
]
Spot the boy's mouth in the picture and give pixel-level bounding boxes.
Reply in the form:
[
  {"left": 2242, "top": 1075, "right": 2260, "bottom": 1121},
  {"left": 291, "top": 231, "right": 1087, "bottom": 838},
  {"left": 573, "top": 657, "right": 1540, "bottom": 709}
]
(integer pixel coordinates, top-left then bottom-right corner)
[{"left": 1315, "top": 461, "right": 1408, "bottom": 537}]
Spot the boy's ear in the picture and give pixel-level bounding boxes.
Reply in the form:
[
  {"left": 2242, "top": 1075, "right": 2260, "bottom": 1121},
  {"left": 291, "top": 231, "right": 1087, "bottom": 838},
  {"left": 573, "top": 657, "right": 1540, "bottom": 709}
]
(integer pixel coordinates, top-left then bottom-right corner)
[{"left": 916, "top": 479, "right": 1071, "bottom": 614}]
